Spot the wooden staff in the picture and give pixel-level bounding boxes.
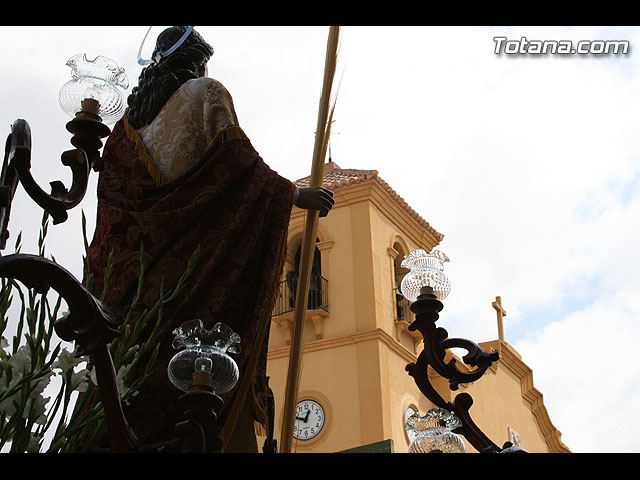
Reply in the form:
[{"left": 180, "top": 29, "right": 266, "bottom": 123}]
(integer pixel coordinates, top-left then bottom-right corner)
[{"left": 279, "top": 25, "right": 340, "bottom": 454}]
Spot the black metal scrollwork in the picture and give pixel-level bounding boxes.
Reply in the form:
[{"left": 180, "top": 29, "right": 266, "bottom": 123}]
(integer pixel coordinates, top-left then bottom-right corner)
[
  {"left": 0, "top": 117, "right": 141, "bottom": 452},
  {"left": 0, "top": 253, "right": 139, "bottom": 451},
  {"left": 1, "top": 116, "right": 230, "bottom": 453},
  {"left": 2, "top": 116, "right": 109, "bottom": 228},
  {"left": 405, "top": 285, "right": 524, "bottom": 453}
]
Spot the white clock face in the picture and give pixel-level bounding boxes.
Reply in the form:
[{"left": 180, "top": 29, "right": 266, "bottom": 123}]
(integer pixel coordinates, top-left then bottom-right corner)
[{"left": 293, "top": 399, "right": 325, "bottom": 440}]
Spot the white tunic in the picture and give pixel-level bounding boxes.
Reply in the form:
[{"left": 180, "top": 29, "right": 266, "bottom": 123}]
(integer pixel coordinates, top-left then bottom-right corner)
[{"left": 137, "top": 77, "right": 239, "bottom": 182}]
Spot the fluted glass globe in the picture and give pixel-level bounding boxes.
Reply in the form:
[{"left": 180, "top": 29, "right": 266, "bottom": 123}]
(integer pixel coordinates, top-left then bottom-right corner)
[
  {"left": 400, "top": 249, "right": 451, "bottom": 302},
  {"left": 404, "top": 408, "right": 466, "bottom": 453},
  {"left": 58, "top": 53, "right": 129, "bottom": 125},
  {"left": 167, "top": 319, "right": 241, "bottom": 393}
]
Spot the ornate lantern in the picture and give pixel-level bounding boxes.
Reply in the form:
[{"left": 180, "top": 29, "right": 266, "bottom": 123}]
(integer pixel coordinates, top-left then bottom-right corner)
[
  {"left": 400, "top": 249, "right": 516, "bottom": 453},
  {"left": 168, "top": 319, "right": 241, "bottom": 394},
  {"left": 58, "top": 53, "right": 129, "bottom": 125},
  {"left": 400, "top": 249, "right": 451, "bottom": 302},
  {"left": 405, "top": 408, "right": 466, "bottom": 453}
]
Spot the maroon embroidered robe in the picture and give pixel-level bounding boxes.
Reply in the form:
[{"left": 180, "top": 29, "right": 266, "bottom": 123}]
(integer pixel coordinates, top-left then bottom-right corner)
[{"left": 87, "top": 116, "right": 293, "bottom": 450}]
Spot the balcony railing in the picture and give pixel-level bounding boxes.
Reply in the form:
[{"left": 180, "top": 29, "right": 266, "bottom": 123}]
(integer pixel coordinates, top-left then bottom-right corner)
[{"left": 272, "top": 275, "right": 329, "bottom": 317}]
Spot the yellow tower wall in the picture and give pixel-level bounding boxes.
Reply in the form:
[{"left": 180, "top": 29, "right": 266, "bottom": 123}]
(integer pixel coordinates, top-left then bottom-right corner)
[{"left": 265, "top": 170, "right": 568, "bottom": 453}]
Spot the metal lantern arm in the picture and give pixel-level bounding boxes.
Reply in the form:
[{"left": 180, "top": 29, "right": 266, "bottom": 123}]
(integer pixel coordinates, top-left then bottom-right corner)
[
  {"left": 432, "top": 331, "right": 500, "bottom": 390},
  {"left": 174, "top": 389, "right": 224, "bottom": 453},
  {"left": 0, "top": 128, "right": 20, "bottom": 250},
  {"left": 0, "top": 253, "right": 120, "bottom": 349},
  {"left": 407, "top": 287, "right": 499, "bottom": 390},
  {"left": 0, "top": 252, "right": 139, "bottom": 452},
  {"left": 451, "top": 393, "right": 502, "bottom": 453},
  {"left": 405, "top": 353, "right": 502, "bottom": 453},
  {"left": 5, "top": 117, "right": 109, "bottom": 226},
  {"left": 0, "top": 117, "right": 140, "bottom": 452},
  {"left": 406, "top": 285, "right": 519, "bottom": 453},
  {"left": 406, "top": 350, "right": 449, "bottom": 409},
  {"left": 2, "top": 117, "right": 216, "bottom": 454}
]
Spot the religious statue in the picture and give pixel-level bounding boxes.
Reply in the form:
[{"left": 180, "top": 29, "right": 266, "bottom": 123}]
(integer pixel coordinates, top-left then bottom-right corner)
[{"left": 86, "top": 26, "right": 334, "bottom": 452}]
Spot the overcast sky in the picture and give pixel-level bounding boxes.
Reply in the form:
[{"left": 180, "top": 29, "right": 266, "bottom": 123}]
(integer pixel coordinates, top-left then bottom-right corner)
[{"left": 1, "top": 26, "right": 638, "bottom": 453}]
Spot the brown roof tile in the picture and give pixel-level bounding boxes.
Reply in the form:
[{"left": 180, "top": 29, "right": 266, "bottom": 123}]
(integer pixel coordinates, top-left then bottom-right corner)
[{"left": 294, "top": 161, "right": 444, "bottom": 242}]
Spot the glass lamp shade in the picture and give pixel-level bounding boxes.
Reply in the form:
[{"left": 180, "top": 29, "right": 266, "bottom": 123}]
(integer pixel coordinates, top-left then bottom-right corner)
[
  {"left": 167, "top": 319, "right": 241, "bottom": 393},
  {"left": 58, "top": 53, "right": 129, "bottom": 125},
  {"left": 404, "top": 408, "right": 466, "bottom": 453},
  {"left": 400, "top": 249, "right": 451, "bottom": 302}
]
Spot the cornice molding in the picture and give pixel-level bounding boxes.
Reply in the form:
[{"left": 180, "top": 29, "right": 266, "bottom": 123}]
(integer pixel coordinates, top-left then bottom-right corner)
[
  {"left": 333, "top": 180, "right": 442, "bottom": 250},
  {"left": 293, "top": 165, "right": 443, "bottom": 248},
  {"left": 268, "top": 328, "right": 570, "bottom": 453},
  {"left": 268, "top": 327, "right": 418, "bottom": 365},
  {"left": 480, "top": 340, "right": 571, "bottom": 453}
]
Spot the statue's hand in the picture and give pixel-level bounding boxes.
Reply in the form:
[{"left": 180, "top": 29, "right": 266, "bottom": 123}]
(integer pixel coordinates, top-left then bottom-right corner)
[{"left": 294, "top": 186, "right": 335, "bottom": 217}]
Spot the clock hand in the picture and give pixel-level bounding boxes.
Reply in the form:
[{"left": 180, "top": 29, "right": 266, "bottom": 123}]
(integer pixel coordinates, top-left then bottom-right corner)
[{"left": 295, "top": 411, "right": 311, "bottom": 422}]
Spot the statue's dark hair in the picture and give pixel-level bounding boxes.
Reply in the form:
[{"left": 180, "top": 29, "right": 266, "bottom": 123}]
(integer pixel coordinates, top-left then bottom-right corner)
[{"left": 126, "top": 26, "right": 214, "bottom": 129}]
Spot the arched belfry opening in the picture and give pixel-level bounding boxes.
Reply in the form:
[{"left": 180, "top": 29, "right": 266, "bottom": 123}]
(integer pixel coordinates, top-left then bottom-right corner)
[
  {"left": 293, "top": 243, "right": 322, "bottom": 280},
  {"left": 392, "top": 240, "right": 411, "bottom": 322},
  {"left": 275, "top": 238, "right": 328, "bottom": 315}
]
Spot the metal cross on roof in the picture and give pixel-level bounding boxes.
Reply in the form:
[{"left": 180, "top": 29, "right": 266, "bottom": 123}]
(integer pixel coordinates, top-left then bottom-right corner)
[{"left": 492, "top": 296, "right": 507, "bottom": 342}]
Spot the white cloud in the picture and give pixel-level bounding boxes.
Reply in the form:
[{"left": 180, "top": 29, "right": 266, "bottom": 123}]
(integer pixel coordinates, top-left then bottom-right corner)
[{"left": 514, "top": 290, "right": 640, "bottom": 453}]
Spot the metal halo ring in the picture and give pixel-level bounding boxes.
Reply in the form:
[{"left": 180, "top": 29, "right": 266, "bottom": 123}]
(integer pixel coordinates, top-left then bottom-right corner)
[{"left": 137, "top": 26, "right": 195, "bottom": 66}]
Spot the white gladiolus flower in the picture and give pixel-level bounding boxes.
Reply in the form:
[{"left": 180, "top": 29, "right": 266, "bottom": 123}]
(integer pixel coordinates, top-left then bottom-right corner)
[
  {"left": 116, "top": 364, "right": 132, "bottom": 400},
  {"left": 7, "top": 345, "right": 31, "bottom": 373},
  {"left": 116, "top": 363, "right": 138, "bottom": 405},
  {"left": 0, "top": 347, "right": 54, "bottom": 428},
  {"left": 52, "top": 347, "right": 86, "bottom": 373},
  {"left": 69, "top": 368, "right": 91, "bottom": 393},
  {"left": 23, "top": 395, "right": 49, "bottom": 426},
  {"left": 87, "top": 362, "right": 137, "bottom": 403}
]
